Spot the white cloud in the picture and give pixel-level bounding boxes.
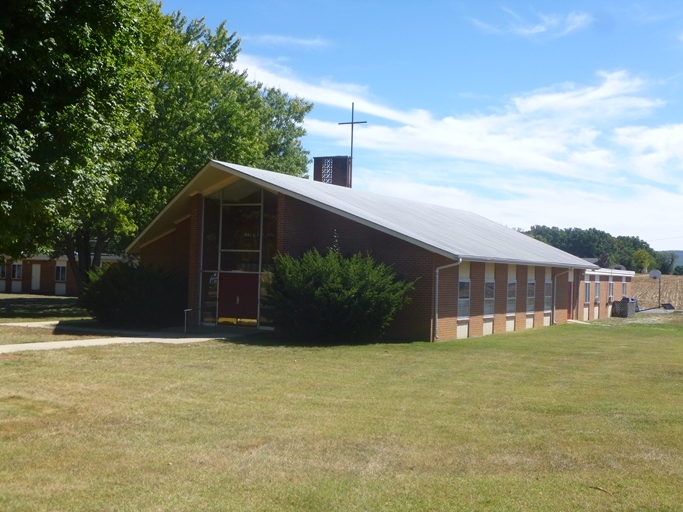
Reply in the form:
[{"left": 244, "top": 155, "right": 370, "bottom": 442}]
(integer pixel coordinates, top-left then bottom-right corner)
[
  {"left": 236, "top": 54, "right": 683, "bottom": 248},
  {"left": 469, "top": 8, "right": 593, "bottom": 38},
  {"left": 512, "top": 71, "right": 662, "bottom": 118},
  {"left": 243, "top": 34, "right": 329, "bottom": 48},
  {"left": 355, "top": 173, "right": 683, "bottom": 250}
]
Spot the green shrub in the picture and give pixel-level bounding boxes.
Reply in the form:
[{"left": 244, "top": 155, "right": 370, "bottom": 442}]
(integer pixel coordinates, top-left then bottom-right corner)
[
  {"left": 81, "top": 263, "right": 187, "bottom": 330},
  {"left": 264, "top": 249, "right": 414, "bottom": 343}
]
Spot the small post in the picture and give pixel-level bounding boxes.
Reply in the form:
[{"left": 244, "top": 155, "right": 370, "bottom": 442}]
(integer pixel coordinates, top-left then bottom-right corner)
[{"left": 184, "top": 309, "right": 192, "bottom": 337}]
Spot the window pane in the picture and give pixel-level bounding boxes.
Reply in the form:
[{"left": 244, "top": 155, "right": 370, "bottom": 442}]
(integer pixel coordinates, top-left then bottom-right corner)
[
  {"left": 200, "top": 272, "right": 219, "bottom": 324},
  {"left": 55, "top": 266, "right": 66, "bottom": 282},
  {"left": 527, "top": 281, "right": 535, "bottom": 298},
  {"left": 221, "top": 252, "right": 260, "bottom": 272},
  {"left": 222, "top": 205, "right": 261, "bottom": 251},
  {"left": 507, "top": 282, "right": 516, "bottom": 314},
  {"left": 507, "top": 282, "right": 516, "bottom": 298},
  {"left": 458, "top": 299, "right": 470, "bottom": 318},
  {"left": 484, "top": 282, "right": 495, "bottom": 316},
  {"left": 202, "top": 197, "right": 221, "bottom": 271},
  {"left": 458, "top": 281, "right": 470, "bottom": 317}
]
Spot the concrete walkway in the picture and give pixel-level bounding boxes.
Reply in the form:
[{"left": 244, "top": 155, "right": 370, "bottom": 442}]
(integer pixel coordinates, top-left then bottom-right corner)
[{"left": 0, "top": 321, "right": 268, "bottom": 354}]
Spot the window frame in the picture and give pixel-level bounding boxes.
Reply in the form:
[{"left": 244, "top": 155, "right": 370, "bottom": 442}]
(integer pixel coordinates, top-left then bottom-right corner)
[
  {"left": 457, "top": 280, "right": 471, "bottom": 319},
  {"left": 11, "top": 263, "right": 22, "bottom": 280},
  {"left": 622, "top": 282, "right": 628, "bottom": 298},
  {"left": 544, "top": 281, "right": 552, "bottom": 312},
  {"left": 483, "top": 280, "right": 495, "bottom": 317},
  {"left": 507, "top": 281, "right": 516, "bottom": 315},
  {"left": 0, "top": 263, "right": 5, "bottom": 280},
  {"left": 55, "top": 264, "right": 67, "bottom": 283},
  {"left": 526, "top": 280, "right": 536, "bottom": 313},
  {"left": 584, "top": 281, "right": 591, "bottom": 304}
]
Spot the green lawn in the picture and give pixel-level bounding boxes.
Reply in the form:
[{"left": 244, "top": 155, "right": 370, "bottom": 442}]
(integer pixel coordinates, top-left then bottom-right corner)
[
  {"left": 1, "top": 316, "right": 683, "bottom": 511},
  {"left": 0, "top": 293, "right": 92, "bottom": 323}
]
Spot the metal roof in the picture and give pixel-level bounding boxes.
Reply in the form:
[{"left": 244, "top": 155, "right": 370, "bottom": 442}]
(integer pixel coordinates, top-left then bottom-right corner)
[{"left": 127, "top": 160, "right": 597, "bottom": 269}]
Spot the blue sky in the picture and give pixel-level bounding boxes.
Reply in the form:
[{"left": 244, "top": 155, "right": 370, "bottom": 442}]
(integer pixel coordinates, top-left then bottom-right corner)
[{"left": 160, "top": 0, "right": 683, "bottom": 251}]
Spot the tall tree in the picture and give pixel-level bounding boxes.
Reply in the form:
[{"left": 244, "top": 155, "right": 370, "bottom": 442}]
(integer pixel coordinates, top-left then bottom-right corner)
[
  {"left": 1, "top": 2, "right": 312, "bottom": 294},
  {"left": 1, "top": 0, "right": 154, "bottom": 258},
  {"left": 525, "top": 225, "right": 672, "bottom": 273}
]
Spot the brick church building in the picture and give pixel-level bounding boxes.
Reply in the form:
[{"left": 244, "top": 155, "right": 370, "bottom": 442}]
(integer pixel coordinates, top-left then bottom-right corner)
[{"left": 126, "top": 157, "right": 618, "bottom": 341}]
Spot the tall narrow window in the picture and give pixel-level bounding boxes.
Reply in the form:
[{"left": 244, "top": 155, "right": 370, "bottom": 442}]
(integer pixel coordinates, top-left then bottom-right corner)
[
  {"left": 55, "top": 265, "right": 67, "bottom": 283},
  {"left": 595, "top": 282, "right": 601, "bottom": 303},
  {"left": 526, "top": 281, "right": 535, "bottom": 313},
  {"left": 484, "top": 281, "right": 495, "bottom": 316},
  {"left": 622, "top": 282, "right": 628, "bottom": 298},
  {"left": 544, "top": 281, "right": 552, "bottom": 311},
  {"left": 0, "top": 263, "right": 5, "bottom": 279},
  {"left": 507, "top": 282, "right": 516, "bottom": 314},
  {"left": 11, "top": 263, "right": 22, "bottom": 280},
  {"left": 584, "top": 281, "right": 591, "bottom": 303},
  {"left": 609, "top": 281, "right": 614, "bottom": 301},
  {"left": 458, "top": 281, "right": 470, "bottom": 318}
]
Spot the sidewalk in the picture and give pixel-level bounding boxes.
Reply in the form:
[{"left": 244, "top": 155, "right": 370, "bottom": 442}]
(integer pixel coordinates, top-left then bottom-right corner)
[{"left": 0, "top": 321, "right": 270, "bottom": 354}]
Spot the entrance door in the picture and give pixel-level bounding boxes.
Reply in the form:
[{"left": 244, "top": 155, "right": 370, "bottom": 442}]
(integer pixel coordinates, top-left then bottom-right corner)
[
  {"left": 217, "top": 273, "right": 259, "bottom": 322},
  {"left": 31, "top": 264, "right": 41, "bottom": 291}
]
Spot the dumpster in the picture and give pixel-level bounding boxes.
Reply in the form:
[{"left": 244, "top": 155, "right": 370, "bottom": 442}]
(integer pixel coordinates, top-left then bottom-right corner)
[{"left": 612, "top": 298, "right": 636, "bottom": 318}]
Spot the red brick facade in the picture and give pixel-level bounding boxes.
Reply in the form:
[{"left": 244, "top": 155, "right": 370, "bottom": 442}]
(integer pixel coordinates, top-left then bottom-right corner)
[
  {"left": 135, "top": 183, "right": 613, "bottom": 341},
  {"left": 1, "top": 257, "right": 104, "bottom": 297}
]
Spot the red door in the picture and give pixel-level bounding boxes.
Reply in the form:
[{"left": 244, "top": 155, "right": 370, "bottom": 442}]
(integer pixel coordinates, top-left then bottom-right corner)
[{"left": 218, "top": 273, "right": 259, "bottom": 320}]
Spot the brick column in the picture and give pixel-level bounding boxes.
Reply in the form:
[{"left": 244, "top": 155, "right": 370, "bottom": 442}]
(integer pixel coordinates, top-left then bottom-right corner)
[{"left": 187, "top": 193, "right": 203, "bottom": 325}]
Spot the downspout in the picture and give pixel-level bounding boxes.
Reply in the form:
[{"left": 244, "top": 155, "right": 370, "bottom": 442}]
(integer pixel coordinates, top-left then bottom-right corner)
[
  {"left": 552, "top": 268, "right": 573, "bottom": 325},
  {"left": 433, "top": 257, "right": 463, "bottom": 342}
]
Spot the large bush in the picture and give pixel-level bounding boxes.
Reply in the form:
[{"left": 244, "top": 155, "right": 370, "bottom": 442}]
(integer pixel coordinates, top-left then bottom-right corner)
[
  {"left": 264, "top": 249, "right": 414, "bottom": 343},
  {"left": 81, "top": 263, "right": 187, "bottom": 329}
]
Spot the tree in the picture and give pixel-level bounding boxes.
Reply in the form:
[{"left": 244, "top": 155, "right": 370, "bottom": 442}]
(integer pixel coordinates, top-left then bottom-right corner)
[
  {"left": 1, "top": 2, "right": 313, "bottom": 294},
  {"left": 1, "top": 0, "right": 154, "bottom": 260},
  {"left": 632, "top": 249, "right": 653, "bottom": 273},
  {"left": 654, "top": 251, "right": 677, "bottom": 275},
  {"left": 525, "top": 226, "right": 671, "bottom": 272}
]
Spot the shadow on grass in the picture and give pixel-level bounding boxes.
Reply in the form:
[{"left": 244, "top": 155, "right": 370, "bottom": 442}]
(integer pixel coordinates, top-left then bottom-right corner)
[
  {"left": 0, "top": 294, "right": 90, "bottom": 320},
  {"left": 214, "top": 328, "right": 418, "bottom": 348}
]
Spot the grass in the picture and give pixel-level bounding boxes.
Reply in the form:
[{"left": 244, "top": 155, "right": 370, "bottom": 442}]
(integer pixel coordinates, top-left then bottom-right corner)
[
  {"left": 1, "top": 315, "right": 683, "bottom": 510},
  {"left": 0, "top": 325, "right": 107, "bottom": 345},
  {"left": 0, "top": 293, "right": 92, "bottom": 323}
]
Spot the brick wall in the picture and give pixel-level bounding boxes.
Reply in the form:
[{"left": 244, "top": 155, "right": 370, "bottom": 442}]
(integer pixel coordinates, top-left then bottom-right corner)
[
  {"left": 187, "top": 194, "right": 203, "bottom": 324},
  {"left": 276, "top": 194, "right": 435, "bottom": 341},
  {"left": 434, "top": 257, "right": 459, "bottom": 341}
]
